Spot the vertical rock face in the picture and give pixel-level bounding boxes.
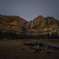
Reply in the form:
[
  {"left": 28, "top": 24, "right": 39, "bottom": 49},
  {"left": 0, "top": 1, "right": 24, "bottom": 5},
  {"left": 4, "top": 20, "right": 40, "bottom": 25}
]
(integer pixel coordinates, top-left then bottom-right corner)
[
  {"left": 25, "top": 15, "right": 59, "bottom": 30},
  {"left": 24, "top": 15, "right": 59, "bottom": 35},
  {"left": 47, "top": 17, "right": 59, "bottom": 26},
  {"left": 0, "top": 15, "right": 27, "bottom": 35},
  {"left": 0, "top": 15, "right": 59, "bottom": 36},
  {"left": 33, "top": 16, "right": 46, "bottom": 27}
]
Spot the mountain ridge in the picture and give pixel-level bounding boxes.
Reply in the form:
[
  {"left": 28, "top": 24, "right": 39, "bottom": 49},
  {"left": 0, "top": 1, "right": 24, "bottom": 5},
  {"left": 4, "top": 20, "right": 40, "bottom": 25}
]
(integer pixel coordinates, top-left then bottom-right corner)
[{"left": 0, "top": 15, "right": 59, "bottom": 39}]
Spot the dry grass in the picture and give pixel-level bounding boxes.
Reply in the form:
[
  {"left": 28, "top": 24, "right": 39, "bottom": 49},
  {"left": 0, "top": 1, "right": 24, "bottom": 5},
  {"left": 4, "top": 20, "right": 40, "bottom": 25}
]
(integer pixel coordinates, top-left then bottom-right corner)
[{"left": 0, "top": 39, "right": 59, "bottom": 59}]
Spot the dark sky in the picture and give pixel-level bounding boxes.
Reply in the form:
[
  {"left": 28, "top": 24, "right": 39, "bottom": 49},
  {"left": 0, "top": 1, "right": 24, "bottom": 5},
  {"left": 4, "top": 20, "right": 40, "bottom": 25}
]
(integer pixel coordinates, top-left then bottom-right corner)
[{"left": 0, "top": 0, "right": 59, "bottom": 21}]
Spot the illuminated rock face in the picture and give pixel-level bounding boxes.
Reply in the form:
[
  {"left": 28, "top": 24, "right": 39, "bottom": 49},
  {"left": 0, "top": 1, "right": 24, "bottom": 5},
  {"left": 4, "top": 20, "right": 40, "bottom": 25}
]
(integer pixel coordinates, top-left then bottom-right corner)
[
  {"left": 0, "top": 15, "right": 27, "bottom": 35},
  {"left": 0, "top": 15, "right": 59, "bottom": 36},
  {"left": 26, "top": 29, "right": 39, "bottom": 36}
]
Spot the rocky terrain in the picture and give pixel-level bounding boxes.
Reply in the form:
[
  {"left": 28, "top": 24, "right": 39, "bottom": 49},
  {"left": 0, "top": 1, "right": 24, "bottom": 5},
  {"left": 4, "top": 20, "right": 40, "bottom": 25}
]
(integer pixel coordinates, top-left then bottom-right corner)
[{"left": 0, "top": 15, "right": 59, "bottom": 39}]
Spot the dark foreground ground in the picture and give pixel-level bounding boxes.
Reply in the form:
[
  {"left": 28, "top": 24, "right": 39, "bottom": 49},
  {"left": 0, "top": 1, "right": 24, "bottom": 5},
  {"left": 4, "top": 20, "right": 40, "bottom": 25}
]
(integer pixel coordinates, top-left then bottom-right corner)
[{"left": 0, "top": 39, "right": 59, "bottom": 59}]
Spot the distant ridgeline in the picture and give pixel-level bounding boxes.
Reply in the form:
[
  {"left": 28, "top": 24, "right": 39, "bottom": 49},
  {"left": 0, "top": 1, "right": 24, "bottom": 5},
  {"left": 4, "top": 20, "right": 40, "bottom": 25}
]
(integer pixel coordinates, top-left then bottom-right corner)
[{"left": 0, "top": 15, "right": 59, "bottom": 39}]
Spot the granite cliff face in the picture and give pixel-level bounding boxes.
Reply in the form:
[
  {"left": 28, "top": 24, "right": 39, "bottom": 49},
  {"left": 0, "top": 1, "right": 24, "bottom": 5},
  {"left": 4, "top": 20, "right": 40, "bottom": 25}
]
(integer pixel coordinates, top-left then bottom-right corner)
[
  {"left": 25, "top": 16, "right": 59, "bottom": 29},
  {"left": 0, "top": 15, "right": 59, "bottom": 36},
  {"left": 0, "top": 15, "right": 27, "bottom": 35},
  {"left": 24, "top": 15, "right": 59, "bottom": 35}
]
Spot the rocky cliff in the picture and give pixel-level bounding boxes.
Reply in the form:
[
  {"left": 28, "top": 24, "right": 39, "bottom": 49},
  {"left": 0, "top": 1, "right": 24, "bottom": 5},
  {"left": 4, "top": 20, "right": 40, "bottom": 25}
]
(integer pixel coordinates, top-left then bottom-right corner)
[
  {"left": 0, "top": 15, "right": 27, "bottom": 35},
  {"left": 25, "top": 15, "right": 59, "bottom": 35},
  {"left": 0, "top": 15, "right": 59, "bottom": 37}
]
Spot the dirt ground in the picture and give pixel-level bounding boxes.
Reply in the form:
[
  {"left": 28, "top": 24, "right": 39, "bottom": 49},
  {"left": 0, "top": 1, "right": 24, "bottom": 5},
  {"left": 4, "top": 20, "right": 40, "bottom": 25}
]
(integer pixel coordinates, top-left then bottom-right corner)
[{"left": 0, "top": 39, "right": 59, "bottom": 59}]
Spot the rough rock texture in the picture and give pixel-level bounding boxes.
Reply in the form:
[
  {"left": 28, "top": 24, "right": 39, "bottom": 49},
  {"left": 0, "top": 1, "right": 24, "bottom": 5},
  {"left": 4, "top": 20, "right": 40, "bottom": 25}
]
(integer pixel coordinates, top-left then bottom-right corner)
[
  {"left": 0, "top": 15, "right": 27, "bottom": 34},
  {"left": 0, "top": 15, "right": 59, "bottom": 36}
]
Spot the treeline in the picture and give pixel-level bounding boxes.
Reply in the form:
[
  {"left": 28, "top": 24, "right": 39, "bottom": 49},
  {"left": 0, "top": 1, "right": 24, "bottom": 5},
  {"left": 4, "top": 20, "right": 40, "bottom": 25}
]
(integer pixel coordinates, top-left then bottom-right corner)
[
  {"left": 0, "top": 31, "right": 18, "bottom": 39},
  {"left": 0, "top": 31, "right": 59, "bottom": 40},
  {"left": 20, "top": 34, "right": 59, "bottom": 39}
]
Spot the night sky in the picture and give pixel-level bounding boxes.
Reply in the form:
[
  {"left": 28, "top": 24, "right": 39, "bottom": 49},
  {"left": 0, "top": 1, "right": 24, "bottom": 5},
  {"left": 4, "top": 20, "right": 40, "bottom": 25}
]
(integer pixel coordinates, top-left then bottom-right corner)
[{"left": 0, "top": 0, "right": 59, "bottom": 21}]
